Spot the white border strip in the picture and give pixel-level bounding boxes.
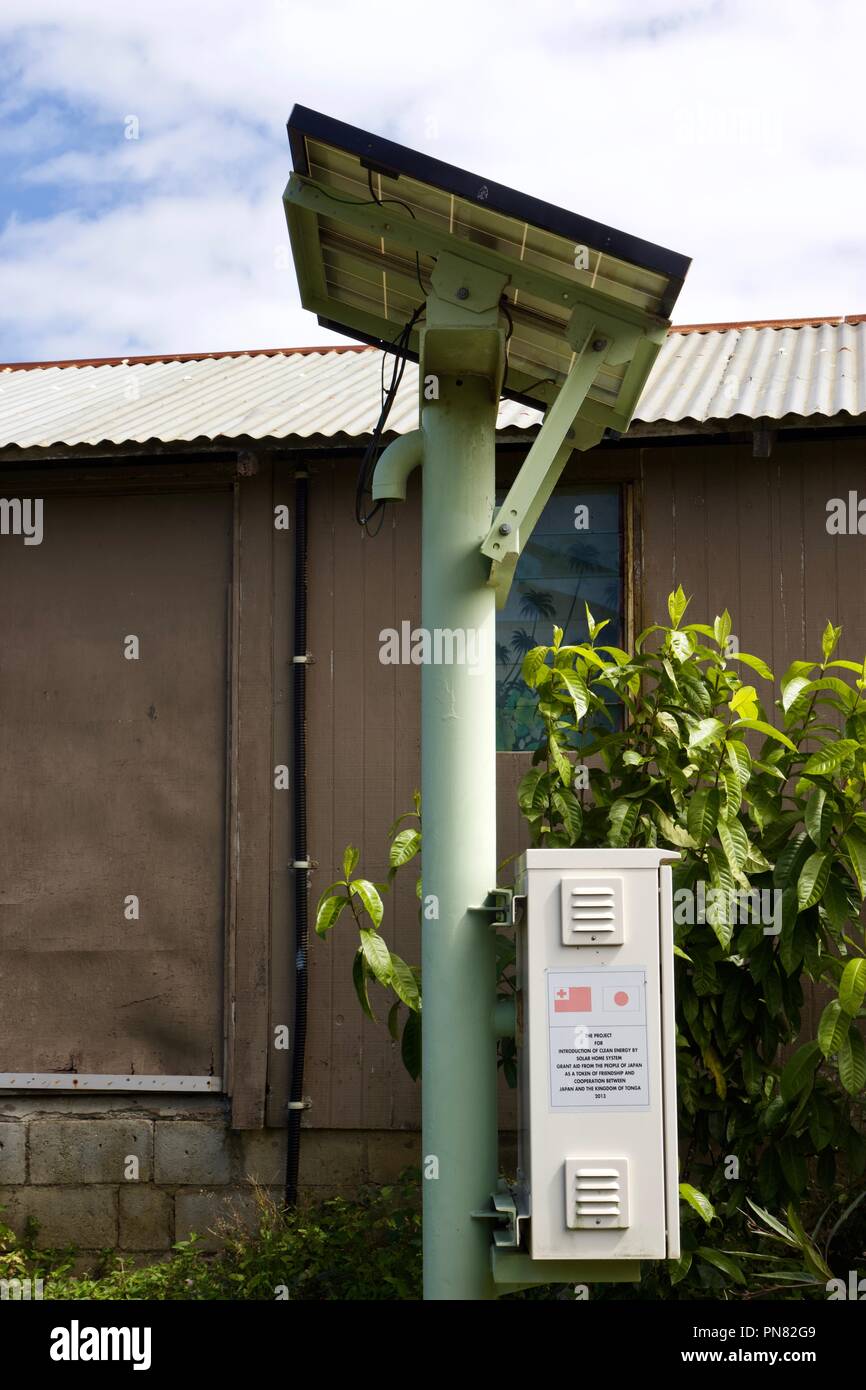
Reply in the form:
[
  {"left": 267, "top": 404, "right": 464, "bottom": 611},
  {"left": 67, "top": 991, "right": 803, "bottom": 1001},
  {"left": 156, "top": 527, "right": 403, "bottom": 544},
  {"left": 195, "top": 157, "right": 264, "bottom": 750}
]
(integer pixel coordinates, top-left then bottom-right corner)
[{"left": 0, "top": 1074, "right": 222, "bottom": 1092}]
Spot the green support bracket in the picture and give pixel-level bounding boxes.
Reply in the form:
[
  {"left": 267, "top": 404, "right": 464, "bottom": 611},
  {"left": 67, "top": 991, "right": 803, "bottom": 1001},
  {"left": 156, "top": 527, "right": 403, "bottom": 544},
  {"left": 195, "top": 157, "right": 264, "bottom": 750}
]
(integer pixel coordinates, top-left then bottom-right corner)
[
  {"left": 481, "top": 298, "right": 661, "bottom": 608},
  {"left": 468, "top": 887, "right": 514, "bottom": 927}
]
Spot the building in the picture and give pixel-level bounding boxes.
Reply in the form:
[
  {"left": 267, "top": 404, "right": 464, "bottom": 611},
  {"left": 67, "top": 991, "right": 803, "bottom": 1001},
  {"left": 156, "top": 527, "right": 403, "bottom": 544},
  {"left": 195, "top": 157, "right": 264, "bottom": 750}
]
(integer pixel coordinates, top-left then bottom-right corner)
[{"left": 0, "top": 314, "right": 864, "bottom": 1257}]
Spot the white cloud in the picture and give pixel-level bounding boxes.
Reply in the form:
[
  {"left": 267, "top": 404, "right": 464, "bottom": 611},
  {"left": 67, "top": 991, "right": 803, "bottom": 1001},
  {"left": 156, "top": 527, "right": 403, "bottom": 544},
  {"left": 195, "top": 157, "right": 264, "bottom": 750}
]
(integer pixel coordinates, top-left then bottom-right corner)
[{"left": 0, "top": 0, "right": 864, "bottom": 359}]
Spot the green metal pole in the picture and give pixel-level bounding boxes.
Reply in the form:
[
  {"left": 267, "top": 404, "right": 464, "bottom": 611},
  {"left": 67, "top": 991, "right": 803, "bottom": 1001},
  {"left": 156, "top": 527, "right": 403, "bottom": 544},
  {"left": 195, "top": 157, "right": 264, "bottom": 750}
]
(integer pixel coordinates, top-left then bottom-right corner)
[{"left": 421, "top": 373, "right": 499, "bottom": 1300}]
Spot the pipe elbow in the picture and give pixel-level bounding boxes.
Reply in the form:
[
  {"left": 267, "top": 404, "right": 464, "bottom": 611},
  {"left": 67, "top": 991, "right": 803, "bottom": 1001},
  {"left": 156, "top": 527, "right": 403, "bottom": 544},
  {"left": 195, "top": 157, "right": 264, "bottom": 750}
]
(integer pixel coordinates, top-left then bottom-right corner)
[{"left": 371, "top": 429, "right": 423, "bottom": 502}]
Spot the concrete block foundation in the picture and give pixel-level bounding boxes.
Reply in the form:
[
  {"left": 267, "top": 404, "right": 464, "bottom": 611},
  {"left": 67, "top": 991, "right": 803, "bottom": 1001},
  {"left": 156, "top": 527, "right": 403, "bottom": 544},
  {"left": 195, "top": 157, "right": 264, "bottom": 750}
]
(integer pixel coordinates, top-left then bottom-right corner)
[
  {"left": 0, "top": 1094, "right": 436, "bottom": 1267},
  {"left": 0, "top": 1096, "right": 286, "bottom": 1263}
]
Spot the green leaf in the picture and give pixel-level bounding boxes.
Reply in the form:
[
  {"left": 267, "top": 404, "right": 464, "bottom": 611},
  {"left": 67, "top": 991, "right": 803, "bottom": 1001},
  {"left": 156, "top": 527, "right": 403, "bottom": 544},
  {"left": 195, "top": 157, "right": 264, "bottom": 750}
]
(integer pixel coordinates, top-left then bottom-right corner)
[
  {"left": 669, "top": 1251, "right": 693, "bottom": 1285},
  {"left": 802, "top": 740, "right": 858, "bottom": 775},
  {"left": 352, "top": 949, "right": 375, "bottom": 1022},
  {"left": 607, "top": 797, "right": 640, "bottom": 847},
  {"left": 842, "top": 829, "right": 866, "bottom": 897},
  {"left": 668, "top": 585, "right": 689, "bottom": 628},
  {"left": 351, "top": 878, "right": 384, "bottom": 928},
  {"left": 786, "top": 1205, "right": 834, "bottom": 1282},
  {"left": 552, "top": 788, "right": 583, "bottom": 843},
  {"left": 804, "top": 787, "right": 834, "bottom": 849},
  {"left": 387, "top": 1000, "right": 401, "bottom": 1041},
  {"left": 728, "top": 651, "right": 774, "bottom": 681},
  {"left": 781, "top": 660, "right": 817, "bottom": 693},
  {"left": 517, "top": 766, "right": 546, "bottom": 814},
  {"left": 669, "top": 628, "right": 693, "bottom": 662},
  {"left": 315, "top": 893, "right": 347, "bottom": 937},
  {"left": 359, "top": 927, "right": 393, "bottom": 986},
  {"left": 687, "top": 717, "right": 725, "bottom": 751},
  {"left": 585, "top": 601, "right": 608, "bottom": 642},
  {"left": 679, "top": 1182, "right": 715, "bottom": 1224},
  {"left": 838, "top": 1029, "right": 866, "bottom": 1094},
  {"left": 401, "top": 1008, "right": 422, "bottom": 1080},
  {"left": 522, "top": 647, "right": 550, "bottom": 689},
  {"left": 342, "top": 845, "right": 360, "bottom": 879},
  {"left": 780, "top": 1042, "right": 821, "bottom": 1102},
  {"left": 389, "top": 828, "right": 421, "bottom": 869},
  {"left": 389, "top": 952, "right": 421, "bottom": 1010},
  {"left": 818, "top": 999, "right": 850, "bottom": 1057},
  {"left": 820, "top": 871, "right": 850, "bottom": 934},
  {"left": 730, "top": 684, "right": 759, "bottom": 718},
  {"left": 713, "top": 609, "right": 732, "bottom": 648},
  {"left": 821, "top": 620, "right": 842, "bottom": 662},
  {"left": 782, "top": 675, "right": 812, "bottom": 712},
  {"left": 687, "top": 787, "right": 720, "bottom": 844},
  {"left": 720, "top": 766, "right": 744, "bottom": 818},
  {"left": 717, "top": 815, "right": 750, "bottom": 873},
  {"left": 652, "top": 805, "right": 698, "bottom": 849},
  {"left": 839, "top": 958, "right": 866, "bottom": 1017},
  {"left": 773, "top": 831, "right": 810, "bottom": 888},
  {"left": 547, "top": 733, "right": 572, "bottom": 787},
  {"left": 809, "top": 1093, "right": 836, "bottom": 1148},
  {"left": 778, "top": 1140, "right": 807, "bottom": 1195},
  {"left": 702, "top": 1043, "right": 728, "bottom": 1098},
  {"left": 696, "top": 1247, "right": 746, "bottom": 1285},
  {"left": 557, "top": 668, "right": 590, "bottom": 720},
  {"left": 797, "top": 851, "right": 830, "bottom": 910},
  {"left": 725, "top": 738, "right": 752, "bottom": 787},
  {"left": 730, "top": 718, "right": 797, "bottom": 751}
]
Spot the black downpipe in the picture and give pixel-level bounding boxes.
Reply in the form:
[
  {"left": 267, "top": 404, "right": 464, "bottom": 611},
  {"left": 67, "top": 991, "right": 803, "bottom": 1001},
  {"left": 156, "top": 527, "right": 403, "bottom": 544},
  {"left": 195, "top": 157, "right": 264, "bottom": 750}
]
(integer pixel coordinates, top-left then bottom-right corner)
[{"left": 286, "top": 469, "right": 309, "bottom": 1206}]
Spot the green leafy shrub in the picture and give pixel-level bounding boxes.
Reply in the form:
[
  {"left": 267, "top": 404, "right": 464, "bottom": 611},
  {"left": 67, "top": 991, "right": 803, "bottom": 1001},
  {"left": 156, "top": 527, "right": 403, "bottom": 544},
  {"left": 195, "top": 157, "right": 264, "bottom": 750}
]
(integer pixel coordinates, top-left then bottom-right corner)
[
  {"left": 520, "top": 590, "right": 866, "bottom": 1224},
  {"left": 1, "top": 1179, "right": 423, "bottom": 1301},
  {"left": 315, "top": 797, "right": 422, "bottom": 1078},
  {"left": 319, "top": 589, "right": 866, "bottom": 1294}
]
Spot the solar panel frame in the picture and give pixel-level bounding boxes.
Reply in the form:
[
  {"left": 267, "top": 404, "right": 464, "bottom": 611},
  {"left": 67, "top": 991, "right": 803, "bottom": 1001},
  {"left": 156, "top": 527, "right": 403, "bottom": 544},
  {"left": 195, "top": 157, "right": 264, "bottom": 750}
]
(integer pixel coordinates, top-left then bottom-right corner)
[
  {"left": 285, "top": 105, "right": 690, "bottom": 417},
  {"left": 287, "top": 105, "right": 690, "bottom": 314}
]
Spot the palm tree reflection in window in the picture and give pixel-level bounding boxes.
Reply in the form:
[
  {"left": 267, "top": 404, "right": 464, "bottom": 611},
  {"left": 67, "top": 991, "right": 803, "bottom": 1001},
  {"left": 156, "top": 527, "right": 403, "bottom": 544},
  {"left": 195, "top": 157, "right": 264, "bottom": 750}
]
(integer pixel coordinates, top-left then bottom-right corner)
[
  {"left": 497, "top": 589, "right": 559, "bottom": 751},
  {"left": 495, "top": 504, "right": 623, "bottom": 751}
]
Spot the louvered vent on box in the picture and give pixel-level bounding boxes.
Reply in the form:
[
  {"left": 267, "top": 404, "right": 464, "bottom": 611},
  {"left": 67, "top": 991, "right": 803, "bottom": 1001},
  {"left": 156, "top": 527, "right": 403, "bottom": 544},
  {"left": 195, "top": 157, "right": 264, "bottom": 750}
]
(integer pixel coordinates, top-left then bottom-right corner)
[
  {"left": 565, "top": 1158, "right": 630, "bottom": 1229},
  {"left": 560, "top": 876, "right": 624, "bottom": 946}
]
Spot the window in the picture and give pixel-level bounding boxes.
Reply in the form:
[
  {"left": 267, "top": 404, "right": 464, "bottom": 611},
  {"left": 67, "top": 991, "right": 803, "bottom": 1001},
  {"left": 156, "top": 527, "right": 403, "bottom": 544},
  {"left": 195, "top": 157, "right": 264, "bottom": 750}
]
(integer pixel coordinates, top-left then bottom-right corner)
[{"left": 496, "top": 484, "right": 624, "bottom": 751}]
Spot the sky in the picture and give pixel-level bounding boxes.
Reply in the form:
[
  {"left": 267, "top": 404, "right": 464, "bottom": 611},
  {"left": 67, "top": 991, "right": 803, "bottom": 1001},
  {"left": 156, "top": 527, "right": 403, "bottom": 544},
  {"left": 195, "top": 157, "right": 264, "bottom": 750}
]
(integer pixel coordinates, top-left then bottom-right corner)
[{"left": 0, "top": 0, "right": 863, "bottom": 363}]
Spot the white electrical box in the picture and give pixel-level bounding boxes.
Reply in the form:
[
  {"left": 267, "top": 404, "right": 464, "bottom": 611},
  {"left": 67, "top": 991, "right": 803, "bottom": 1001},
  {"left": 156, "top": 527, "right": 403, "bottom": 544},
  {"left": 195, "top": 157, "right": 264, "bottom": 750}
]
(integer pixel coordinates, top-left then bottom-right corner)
[{"left": 515, "top": 848, "right": 679, "bottom": 1262}]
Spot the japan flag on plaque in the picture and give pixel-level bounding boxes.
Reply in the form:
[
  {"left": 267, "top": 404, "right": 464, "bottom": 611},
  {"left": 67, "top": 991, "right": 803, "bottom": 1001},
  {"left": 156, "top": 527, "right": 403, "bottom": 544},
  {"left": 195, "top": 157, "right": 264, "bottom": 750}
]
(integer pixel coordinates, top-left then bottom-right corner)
[{"left": 603, "top": 985, "right": 639, "bottom": 1012}]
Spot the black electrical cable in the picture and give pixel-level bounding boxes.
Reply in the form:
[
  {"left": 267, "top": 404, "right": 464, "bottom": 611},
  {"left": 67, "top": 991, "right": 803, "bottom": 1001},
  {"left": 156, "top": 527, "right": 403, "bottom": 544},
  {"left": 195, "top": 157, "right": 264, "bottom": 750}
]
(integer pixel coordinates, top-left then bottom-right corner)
[
  {"left": 306, "top": 177, "right": 428, "bottom": 297},
  {"left": 285, "top": 470, "right": 309, "bottom": 1208},
  {"left": 500, "top": 296, "right": 514, "bottom": 396},
  {"left": 367, "top": 170, "right": 429, "bottom": 297}
]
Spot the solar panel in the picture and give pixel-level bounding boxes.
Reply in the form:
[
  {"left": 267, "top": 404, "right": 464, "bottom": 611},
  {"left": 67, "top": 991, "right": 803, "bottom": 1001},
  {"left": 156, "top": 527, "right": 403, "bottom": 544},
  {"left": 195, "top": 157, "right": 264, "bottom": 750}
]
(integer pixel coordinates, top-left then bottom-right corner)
[{"left": 284, "top": 105, "right": 690, "bottom": 425}]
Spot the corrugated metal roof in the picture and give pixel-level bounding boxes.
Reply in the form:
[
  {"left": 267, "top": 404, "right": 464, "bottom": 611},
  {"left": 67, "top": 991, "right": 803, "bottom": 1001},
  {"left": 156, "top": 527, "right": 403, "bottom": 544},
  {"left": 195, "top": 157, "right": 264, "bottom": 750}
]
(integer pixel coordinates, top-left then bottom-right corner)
[
  {"left": 639, "top": 320, "right": 866, "bottom": 424},
  {"left": 1, "top": 318, "right": 864, "bottom": 452}
]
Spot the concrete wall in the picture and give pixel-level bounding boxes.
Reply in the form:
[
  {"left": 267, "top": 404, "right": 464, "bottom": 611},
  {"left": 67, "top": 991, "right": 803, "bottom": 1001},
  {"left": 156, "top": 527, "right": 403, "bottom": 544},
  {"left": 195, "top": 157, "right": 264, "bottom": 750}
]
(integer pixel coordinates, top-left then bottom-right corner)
[
  {"left": 0, "top": 1096, "right": 287, "bottom": 1260},
  {"left": 0, "top": 1096, "right": 512, "bottom": 1256}
]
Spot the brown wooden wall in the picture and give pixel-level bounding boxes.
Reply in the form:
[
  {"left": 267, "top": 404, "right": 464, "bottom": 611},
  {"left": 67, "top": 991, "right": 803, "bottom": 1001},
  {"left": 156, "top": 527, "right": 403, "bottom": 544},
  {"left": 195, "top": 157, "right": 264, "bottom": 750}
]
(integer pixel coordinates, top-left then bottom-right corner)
[
  {"left": 0, "top": 453, "right": 294, "bottom": 1131},
  {"left": 2, "top": 430, "right": 862, "bottom": 1136},
  {"left": 303, "top": 431, "right": 866, "bottom": 1132}
]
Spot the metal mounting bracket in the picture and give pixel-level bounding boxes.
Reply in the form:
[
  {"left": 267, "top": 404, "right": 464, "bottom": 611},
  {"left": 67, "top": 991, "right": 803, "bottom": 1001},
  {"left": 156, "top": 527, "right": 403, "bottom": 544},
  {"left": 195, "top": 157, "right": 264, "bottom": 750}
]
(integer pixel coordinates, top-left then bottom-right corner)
[
  {"left": 481, "top": 301, "right": 652, "bottom": 608},
  {"left": 471, "top": 1181, "right": 530, "bottom": 1250},
  {"left": 468, "top": 887, "right": 514, "bottom": 926}
]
